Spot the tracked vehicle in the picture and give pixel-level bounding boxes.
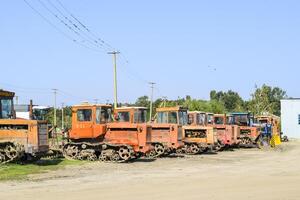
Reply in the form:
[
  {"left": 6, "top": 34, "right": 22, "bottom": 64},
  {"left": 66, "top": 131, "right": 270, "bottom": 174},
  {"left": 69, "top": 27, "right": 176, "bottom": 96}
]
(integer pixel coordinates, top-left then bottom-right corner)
[
  {"left": 104, "top": 107, "right": 153, "bottom": 161},
  {"left": 212, "top": 114, "right": 240, "bottom": 148},
  {"left": 230, "top": 112, "right": 260, "bottom": 147},
  {"left": 149, "top": 106, "right": 185, "bottom": 156},
  {"left": 63, "top": 104, "right": 152, "bottom": 162},
  {"left": 0, "top": 89, "right": 49, "bottom": 164},
  {"left": 182, "top": 111, "right": 218, "bottom": 154}
]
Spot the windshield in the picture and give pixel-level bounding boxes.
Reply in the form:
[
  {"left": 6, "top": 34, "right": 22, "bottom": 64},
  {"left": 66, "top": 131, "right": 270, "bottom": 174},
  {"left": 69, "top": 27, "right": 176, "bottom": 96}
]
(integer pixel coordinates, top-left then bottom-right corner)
[
  {"left": 188, "top": 114, "right": 194, "bottom": 124},
  {"left": 197, "top": 113, "right": 206, "bottom": 125},
  {"left": 117, "top": 111, "right": 130, "bottom": 122},
  {"left": 134, "top": 109, "right": 147, "bottom": 123},
  {"left": 234, "top": 115, "right": 249, "bottom": 126},
  {"left": 96, "top": 107, "right": 112, "bottom": 124},
  {"left": 157, "top": 112, "right": 168, "bottom": 123},
  {"left": 226, "top": 116, "right": 234, "bottom": 125},
  {"left": 178, "top": 111, "right": 188, "bottom": 125},
  {"left": 77, "top": 109, "right": 92, "bottom": 121},
  {"left": 207, "top": 114, "right": 213, "bottom": 124},
  {"left": 33, "top": 109, "right": 49, "bottom": 120},
  {"left": 0, "top": 99, "right": 13, "bottom": 119},
  {"left": 214, "top": 116, "right": 224, "bottom": 125},
  {"left": 157, "top": 111, "right": 178, "bottom": 124}
]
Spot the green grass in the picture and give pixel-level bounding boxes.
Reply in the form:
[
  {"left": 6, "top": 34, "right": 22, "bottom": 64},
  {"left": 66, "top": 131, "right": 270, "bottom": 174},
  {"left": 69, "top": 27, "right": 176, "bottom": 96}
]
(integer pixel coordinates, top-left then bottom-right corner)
[{"left": 0, "top": 159, "right": 86, "bottom": 181}]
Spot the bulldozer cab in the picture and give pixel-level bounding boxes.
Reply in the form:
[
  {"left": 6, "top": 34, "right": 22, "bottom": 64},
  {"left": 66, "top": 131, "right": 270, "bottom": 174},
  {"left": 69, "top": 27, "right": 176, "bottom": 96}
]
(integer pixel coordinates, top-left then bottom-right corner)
[
  {"left": 230, "top": 112, "right": 254, "bottom": 126},
  {"left": 114, "top": 107, "right": 147, "bottom": 124},
  {"left": 0, "top": 90, "right": 15, "bottom": 119},
  {"left": 156, "top": 106, "right": 188, "bottom": 125},
  {"left": 69, "top": 103, "right": 112, "bottom": 140}
]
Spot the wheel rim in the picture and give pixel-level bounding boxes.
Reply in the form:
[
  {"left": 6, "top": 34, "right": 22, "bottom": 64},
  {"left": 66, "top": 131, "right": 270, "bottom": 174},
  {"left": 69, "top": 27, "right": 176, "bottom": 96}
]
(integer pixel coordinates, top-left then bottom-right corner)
[
  {"left": 190, "top": 144, "right": 200, "bottom": 154},
  {"left": 155, "top": 144, "right": 165, "bottom": 155},
  {"left": 5, "top": 145, "right": 18, "bottom": 159},
  {"left": 119, "top": 147, "right": 131, "bottom": 160}
]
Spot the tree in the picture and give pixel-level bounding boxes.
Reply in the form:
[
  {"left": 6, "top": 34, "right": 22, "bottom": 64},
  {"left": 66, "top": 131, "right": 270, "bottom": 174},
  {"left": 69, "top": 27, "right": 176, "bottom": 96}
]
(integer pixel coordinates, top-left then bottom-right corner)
[
  {"left": 135, "top": 95, "right": 150, "bottom": 108},
  {"left": 210, "top": 90, "right": 245, "bottom": 112},
  {"left": 248, "top": 84, "right": 287, "bottom": 116}
]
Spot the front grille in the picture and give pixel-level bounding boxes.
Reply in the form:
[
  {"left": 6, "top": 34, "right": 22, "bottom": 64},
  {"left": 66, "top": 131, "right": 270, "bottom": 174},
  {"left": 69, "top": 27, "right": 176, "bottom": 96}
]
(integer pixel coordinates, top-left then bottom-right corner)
[{"left": 185, "top": 129, "right": 207, "bottom": 138}]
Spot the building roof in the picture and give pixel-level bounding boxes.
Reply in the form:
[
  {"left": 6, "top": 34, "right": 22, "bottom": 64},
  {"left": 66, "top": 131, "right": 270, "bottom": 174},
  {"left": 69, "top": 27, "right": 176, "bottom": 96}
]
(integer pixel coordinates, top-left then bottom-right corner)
[{"left": 281, "top": 98, "right": 300, "bottom": 101}]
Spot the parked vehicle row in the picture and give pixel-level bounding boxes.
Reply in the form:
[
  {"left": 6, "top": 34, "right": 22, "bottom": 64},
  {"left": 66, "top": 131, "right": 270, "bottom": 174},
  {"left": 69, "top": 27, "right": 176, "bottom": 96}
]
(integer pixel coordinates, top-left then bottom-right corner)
[{"left": 0, "top": 89, "right": 282, "bottom": 164}]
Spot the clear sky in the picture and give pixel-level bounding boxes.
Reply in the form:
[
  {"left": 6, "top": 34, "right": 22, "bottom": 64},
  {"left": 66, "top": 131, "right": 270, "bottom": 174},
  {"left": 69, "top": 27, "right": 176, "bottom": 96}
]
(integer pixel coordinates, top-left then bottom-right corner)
[{"left": 1, "top": 0, "right": 299, "bottom": 106}]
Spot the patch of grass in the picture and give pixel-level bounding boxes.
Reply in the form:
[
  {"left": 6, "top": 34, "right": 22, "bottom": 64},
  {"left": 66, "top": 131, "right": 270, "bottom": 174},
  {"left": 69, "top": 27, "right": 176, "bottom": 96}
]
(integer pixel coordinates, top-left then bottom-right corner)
[{"left": 0, "top": 159, "right": 86, "bottom": 181}]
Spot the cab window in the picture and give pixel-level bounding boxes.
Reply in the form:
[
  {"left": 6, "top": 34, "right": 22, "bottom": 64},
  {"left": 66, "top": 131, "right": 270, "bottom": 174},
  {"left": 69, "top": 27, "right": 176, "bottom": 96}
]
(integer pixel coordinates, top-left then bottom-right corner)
[
  {"left": 77, "top": 109, "right": 92, "bottom": 121},
  {"left": 134, "top": 109, "right": 147, "bottom": 123},
  {"left": 157, "top": 112, "right": 168, "bottom": 123},
  {"left": 188, "top": 114, "right": 194, "bottom": 124},
  {"left": 96, "top": 107, "right": 112, "bottom": 124},
  {"left": 0, "top": 99, "right": 13, "bottom": 119},
  {"left": 227, "top": 116, "right": 234, "bottom": 125},
  {"left": 169, "top": 112, "right": 178, "bottom": 124},
  {"left": 207, "top": 114, "right": 213, "bottom": 124},
  {"left": 118, "top": 112, "right": 130, "bottom": 122},
  {"left": 197, "top": 113, "right": 206, "bottom": 125},
  {"left": 178, "top": 111, "right": 187, "bottom": 125},
  {"left": 214, "top": 117, "right": 224, "bottom": 125}
]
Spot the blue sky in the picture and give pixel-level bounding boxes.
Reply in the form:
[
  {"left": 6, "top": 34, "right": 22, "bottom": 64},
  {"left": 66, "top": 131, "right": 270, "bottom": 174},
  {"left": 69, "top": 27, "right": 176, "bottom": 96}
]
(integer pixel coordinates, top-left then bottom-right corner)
[{"left": 0, "top": 0, "right": 299, "bottom": 106}]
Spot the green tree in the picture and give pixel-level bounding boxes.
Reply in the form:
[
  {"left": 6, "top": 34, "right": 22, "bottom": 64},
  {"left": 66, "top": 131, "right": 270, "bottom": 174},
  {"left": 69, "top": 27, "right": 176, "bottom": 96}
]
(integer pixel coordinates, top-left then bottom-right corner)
[
  {"left": 45, "top": 106, "right": 72, "bottom": 129},
  {"left": 135, "top": 95, "right": 150, "bottom": 107},
  {"left": 248, "top": 84, "right": 287, "bottom": 116},
  {"left": 210, "top": 90, "right": 245, "bottom": 112}
]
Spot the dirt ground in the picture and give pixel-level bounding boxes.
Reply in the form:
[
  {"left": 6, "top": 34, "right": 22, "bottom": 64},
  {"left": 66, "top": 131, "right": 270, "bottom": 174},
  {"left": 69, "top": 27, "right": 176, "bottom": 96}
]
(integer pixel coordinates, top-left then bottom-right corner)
[{"left": 0, "top": 140, "right": 299, "bottom": 200}]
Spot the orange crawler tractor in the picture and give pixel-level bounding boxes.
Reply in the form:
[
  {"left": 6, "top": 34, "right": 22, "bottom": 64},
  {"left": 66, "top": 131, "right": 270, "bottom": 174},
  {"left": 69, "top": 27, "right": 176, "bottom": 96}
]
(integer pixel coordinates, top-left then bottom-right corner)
[
  {"left": 150, "top": 106, "right": 185, "bottom": 156},
  {"left": 230, "top": 113, "right": 260, "bottom": 147},
  {"left": 0, "top": 89, "right": 49, "bottom": 164},
  {"left": 212, "top": 114, "right": 240, "bottom": 148},
  {"left": 182, "top": 111, "right": 218, "bottom": 154},
  {"left": 63, "top": 104, "right": 152, "bottom": 162},
  {"left": 105, "top": 107, "right": 152, "bottom": 160}
]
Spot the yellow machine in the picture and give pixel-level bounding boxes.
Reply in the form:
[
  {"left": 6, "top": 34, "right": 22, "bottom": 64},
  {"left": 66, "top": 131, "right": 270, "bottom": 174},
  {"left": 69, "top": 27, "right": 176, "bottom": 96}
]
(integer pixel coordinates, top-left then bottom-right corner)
[{"left": 255, "top": 115, "right": 281, "bottom": 147}]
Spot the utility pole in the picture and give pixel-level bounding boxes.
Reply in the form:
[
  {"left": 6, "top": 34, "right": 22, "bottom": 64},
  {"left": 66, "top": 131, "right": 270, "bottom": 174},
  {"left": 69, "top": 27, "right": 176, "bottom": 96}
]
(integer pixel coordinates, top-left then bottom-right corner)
[
  {"left": 61, "top": 102, "right": 64, "bottom": 130},
  {"left": 52, "top": 89, "right": 58, "bottom": 128},
  {"left": 149, "top": 82, "right": 156, "bottom": 121},
  {"left": 15, "top": 96, "right": 19, "bottom": 105},
  {"left": 108, "top": 51, "right": 120, "bottom": 109}
]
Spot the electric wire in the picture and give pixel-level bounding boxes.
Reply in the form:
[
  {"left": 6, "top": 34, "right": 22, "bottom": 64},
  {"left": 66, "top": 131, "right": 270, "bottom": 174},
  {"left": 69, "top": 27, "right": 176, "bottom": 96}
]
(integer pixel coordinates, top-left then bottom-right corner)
[
  {"left": 23, "top": 0, "right": 103, "bottom": 53},
  {"left": 45, "top": 0, "right": 110, "bottom": 52},
  {"left": 55, "top": 0, "right": 115, "bottom": 51},
  {"left": 37, "top": 0, "right": 106, "bottom": 52}
]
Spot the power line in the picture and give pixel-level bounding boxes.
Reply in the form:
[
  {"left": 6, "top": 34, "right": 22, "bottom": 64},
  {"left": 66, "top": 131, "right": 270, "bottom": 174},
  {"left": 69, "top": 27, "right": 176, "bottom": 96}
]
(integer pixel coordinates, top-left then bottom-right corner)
[
  {"left": 37, "top": 0, "right": 105, "bottom": 51},
  {"left": 23, "top": 0, "right": 104, "bottom": 53},
  {"left": 45, "top": 0, "right": 109, "bottom": 52},
  {"left": 55, "top": 0, "right": 114, "bottom": 51}
]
